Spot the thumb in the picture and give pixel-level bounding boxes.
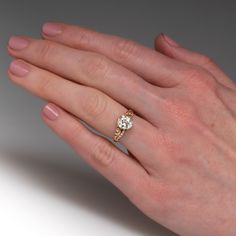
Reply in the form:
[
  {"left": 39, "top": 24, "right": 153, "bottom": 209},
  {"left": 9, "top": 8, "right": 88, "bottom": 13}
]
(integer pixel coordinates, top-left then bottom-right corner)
[{"left": 155, "top": 33, "right": 236, "bottom": 90}]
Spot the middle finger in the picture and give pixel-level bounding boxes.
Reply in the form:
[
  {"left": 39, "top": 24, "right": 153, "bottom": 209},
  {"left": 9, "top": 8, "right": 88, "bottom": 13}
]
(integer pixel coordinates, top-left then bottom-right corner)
[{"left": 8, "top": 36, "right": 161, "bottom": 122}]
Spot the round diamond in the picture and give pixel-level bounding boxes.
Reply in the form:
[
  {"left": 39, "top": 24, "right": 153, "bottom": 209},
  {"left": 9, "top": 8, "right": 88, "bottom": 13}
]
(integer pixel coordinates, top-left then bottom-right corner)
[{"left": 117, "top": 115, "right": 133, "bottom": 130}]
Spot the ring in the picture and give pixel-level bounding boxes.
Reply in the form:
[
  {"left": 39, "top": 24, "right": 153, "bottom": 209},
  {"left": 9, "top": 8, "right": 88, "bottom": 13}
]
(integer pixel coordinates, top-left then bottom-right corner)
[{"left": 114, "top": 109, "right": 134, "bottom": 142}]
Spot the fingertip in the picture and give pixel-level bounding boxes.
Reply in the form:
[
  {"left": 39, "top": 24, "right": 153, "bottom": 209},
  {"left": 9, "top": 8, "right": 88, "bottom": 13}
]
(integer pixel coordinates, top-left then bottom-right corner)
[
  {"left": 162, "top": 33, "right": 180, "bottom": 47},
  {"left": 9, "top": 59, "right": 30, "bottom": 77},
  {"left": 8, "top": 35, "right": 30, "bottom": 51},
  {"left": 42, "top": 22, "right": 63, "bottom": 37},
  {"left": 154, "top": 33, "right": 168, "bottom": 52}
]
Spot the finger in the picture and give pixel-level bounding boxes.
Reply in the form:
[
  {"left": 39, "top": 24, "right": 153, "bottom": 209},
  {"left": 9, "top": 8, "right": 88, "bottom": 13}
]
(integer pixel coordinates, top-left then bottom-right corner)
[
  {"left": 41, "top": 22, "right": 189, "bottom": 87},
  {"left": 155, "top": 33, "right": 236, "bottom": 90},
  {"left": 217, "top": 85, "right": 236, "bottom": 116},
  {"left": 7, "top": 36, "right": 157, "bottom": 121},
  {"left": 41, "top": 102, "right": 151, "bottom": 201},
  {"left": 8, "top": 59, "right": 162, "bottom": 170}
]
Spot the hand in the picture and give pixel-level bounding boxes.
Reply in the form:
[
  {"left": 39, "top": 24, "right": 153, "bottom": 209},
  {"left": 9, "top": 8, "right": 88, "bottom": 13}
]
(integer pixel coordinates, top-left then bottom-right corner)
[{"left": 7, "top": 23, "right": 236, "bottom": 236}]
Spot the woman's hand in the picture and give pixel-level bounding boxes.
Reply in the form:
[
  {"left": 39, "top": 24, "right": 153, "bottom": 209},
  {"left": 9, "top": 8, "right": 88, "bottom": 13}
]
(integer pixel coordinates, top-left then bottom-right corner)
[{"left": 7, "top": 23, "right": 236, "bottom": 236}]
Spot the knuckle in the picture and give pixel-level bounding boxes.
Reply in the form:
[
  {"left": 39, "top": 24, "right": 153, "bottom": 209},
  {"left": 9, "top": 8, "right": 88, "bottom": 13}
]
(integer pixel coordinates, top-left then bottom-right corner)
[
  {"left": 169, "top": 99, "right": 193, "bottom": 118},
  {"left": 199, "top": 54, "right": 215, "bottom": 67},
  {"left": 127, "top": 177, "right": 171, "bottom": 213},
  {"left": 126, "top": 175, "right": 149, "bottom": 203},
  {"left": 84, "top": 55, "right": 110, "bottom": 80},
  {"left": 184, "top": 66, "right": 217, "bottom": 91},
  {"left": 38, "top": 77, "right": 52, "bottom": 94},
  {"left": 152, "top": 131, "right": 177, "bottom": 153},
  {"left": 147, "top": 181, "right": 171, "bottom": 205},
  {"left": 160, "top": 95, "right": 196, "bottom": 121},
  {"left": 65, "top": 123, "right": 84, "bottom": 145},
  {"left": 74, "top": 29, "right": 90, "bottom": 48},
  {"left": 113, "top": 38, "right": 139, "bottom": 61},
  {"left": 91, "top": 139, "right": 115, "bottom": 166},
  {"left": 83, "top": 89, "right": 108, "bottom": 119},
  {"left": 37, "top": 40, "right": 55, "bottom": 62},
  {"left": 184, "top": 66, "right": 204, "bottom": 80}
]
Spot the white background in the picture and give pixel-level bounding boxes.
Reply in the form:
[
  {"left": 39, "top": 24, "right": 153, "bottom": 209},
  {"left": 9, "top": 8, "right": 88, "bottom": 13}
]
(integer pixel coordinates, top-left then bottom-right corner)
[{"left": 0, "top": 150, "right": 175, "bottom": 236}]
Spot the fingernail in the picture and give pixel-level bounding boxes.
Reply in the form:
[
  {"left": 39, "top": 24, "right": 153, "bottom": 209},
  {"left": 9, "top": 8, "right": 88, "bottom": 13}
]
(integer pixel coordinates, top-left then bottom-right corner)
[
  {"left": 9, "top": 60, "right": 30, "bottom": 77},
  {"left": 43, "top": 103, "right": 59, "bottom": 121},
  {"left": 8, "top": 36, "right": 29, "bottom": 50},
  {"left": 162, "top": 33, "right": 179, "bottom": 47},
  {"left": 42, "top": 22, "right": 62, "bottom": 36}
]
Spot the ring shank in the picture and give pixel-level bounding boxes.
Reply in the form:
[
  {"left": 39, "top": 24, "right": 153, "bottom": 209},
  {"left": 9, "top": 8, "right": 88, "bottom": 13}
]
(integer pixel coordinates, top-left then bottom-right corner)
[{"left": 114, "top": 127, "right": 125, "bottom": 142}]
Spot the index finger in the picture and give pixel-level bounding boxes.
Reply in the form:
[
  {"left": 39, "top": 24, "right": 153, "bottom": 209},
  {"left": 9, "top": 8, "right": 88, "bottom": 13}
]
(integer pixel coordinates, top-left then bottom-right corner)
[{"left": 42, "top": 22, "right": 188, "bottom": 87}]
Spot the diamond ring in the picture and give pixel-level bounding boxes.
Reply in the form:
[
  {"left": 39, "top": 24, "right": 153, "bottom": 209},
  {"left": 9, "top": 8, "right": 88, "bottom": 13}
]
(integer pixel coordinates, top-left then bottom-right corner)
[{"left": 114, "top": 109, "right": 134, "bottom": 142}]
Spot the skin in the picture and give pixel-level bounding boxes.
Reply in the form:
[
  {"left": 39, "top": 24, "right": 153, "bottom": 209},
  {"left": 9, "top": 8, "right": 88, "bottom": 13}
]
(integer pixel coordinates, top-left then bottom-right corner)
[{"left": 7, "top": 23, "right": 236, "bottom": 236}]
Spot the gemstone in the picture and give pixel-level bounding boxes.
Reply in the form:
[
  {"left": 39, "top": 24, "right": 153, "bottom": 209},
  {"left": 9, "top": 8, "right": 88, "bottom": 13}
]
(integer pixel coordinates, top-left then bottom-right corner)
[{"left": 117, "top": 115, "right": 133, "bottom": 130}]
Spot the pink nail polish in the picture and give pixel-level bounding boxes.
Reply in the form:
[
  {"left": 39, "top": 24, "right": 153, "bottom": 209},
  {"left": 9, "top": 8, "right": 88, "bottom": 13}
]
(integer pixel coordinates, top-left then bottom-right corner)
[
  {"left": 8, "top": 36, "right": 29, "bottom": 50},
  {"left": 43, "top": 104, "right": 59, "bottom": 121},
  {"left": 42, "top": 23, "right": 62, "bottom": 36},
  {"left": 163, "top": 34, "right": 179, "bottom": 47},
  {"left": 9, "top": 60, "right": 30, "bottom": 77}
]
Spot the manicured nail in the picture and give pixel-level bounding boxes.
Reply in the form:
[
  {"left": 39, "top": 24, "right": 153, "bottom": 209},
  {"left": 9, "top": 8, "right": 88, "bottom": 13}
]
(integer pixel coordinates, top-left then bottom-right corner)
[
  {"left": 9, "top": 60, "right": 30, "bottom": 77},
  {"left": 43, "top": 104, "right": 59, "bottom": 121},
  {"left": 162, "top": 33, "right": 179, "bottom": 47},
  {"left": 8, "top": 36, "right": 29, "bottom": 50},
  {"left": 42, "top": 23, "right": 62, "bottom": 36}
]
